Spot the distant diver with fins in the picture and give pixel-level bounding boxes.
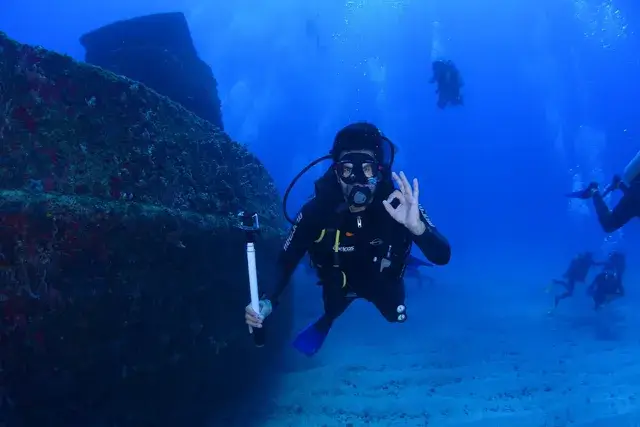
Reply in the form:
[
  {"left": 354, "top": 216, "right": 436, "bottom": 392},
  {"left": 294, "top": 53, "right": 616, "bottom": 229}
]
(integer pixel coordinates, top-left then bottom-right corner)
[
  {"left": 244, "top": 122, "right": 451, "bottom": 356},
  {"left": 430, "top": 59, "right": 464, "bottom": 109},
  {"left": 587, "top": 250, "right": 626, "bottom": 311},
  {"left": 566, "top": 148, "right": 640, "bottom": 232},
  {"left": 548, "top": 251, "right": 602, "bottom": 310}
]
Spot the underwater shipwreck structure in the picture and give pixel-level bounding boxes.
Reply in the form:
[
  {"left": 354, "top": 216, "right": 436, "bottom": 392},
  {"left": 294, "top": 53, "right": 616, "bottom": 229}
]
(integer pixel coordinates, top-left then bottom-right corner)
[
  {"left": 0, "top": 31, "right": 291, "bottom": 427},
  {"left": 80, "top": 12, "right": 224, "bottom": 130}
]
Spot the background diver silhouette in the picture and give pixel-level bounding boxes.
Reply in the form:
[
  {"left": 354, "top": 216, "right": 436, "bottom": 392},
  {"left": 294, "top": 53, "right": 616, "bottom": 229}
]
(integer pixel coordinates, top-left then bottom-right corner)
[
  {"left": 589, "top": 268, "right": 624, "bottom": 310},
  {"left": 587, "top": 251, "right": 626, "bottom": 303},
  {"left": 430, "top": 59, "right": 464, "bottom": 109},
  {"left": 550, "top": 251, "right": 600, "bottom": 309},
  {"left": 550, "top": 251, "right": 627, "bottom": 311}
]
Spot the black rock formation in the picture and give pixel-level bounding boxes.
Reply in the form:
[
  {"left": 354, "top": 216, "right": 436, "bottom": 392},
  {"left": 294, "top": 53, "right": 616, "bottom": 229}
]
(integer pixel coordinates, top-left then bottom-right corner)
[
  {"left": 79, "top": 12, "right": 224, "bottom": 129},
  {"left": 0, "top": 31, "right": 291, "bottom": 427}
]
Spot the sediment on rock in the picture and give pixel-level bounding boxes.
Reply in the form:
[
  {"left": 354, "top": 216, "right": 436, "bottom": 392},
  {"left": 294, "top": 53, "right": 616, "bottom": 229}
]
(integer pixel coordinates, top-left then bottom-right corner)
[{"left": 0, "top": 31, "right": 291, "bottom": 427}]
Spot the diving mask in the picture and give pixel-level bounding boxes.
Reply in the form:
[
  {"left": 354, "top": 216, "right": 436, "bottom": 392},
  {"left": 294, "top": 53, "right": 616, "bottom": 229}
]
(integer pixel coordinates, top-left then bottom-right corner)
[{"left": 335, "top": 153, "right": 381, "bottom": 186}]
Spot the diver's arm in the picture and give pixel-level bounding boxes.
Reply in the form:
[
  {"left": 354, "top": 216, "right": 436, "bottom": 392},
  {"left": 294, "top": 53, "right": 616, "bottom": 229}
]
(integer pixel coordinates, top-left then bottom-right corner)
[
  {"left": 408, "top": 204, "right": 451, "bottom": 266},
  {"left": 266, "top": 201, "right": 321, "bottom": 307},
  {"left": 592, "top": 191, "right": 636, "bottom": 233}
]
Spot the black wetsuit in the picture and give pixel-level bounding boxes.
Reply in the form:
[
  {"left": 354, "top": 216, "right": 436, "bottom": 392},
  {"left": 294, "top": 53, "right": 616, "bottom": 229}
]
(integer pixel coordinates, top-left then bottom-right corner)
[
  {"left": 553, "top": 254, "right": 596, "bottom": 306},
  {"left": 267, "top": 196, "right": 450, "bottom": 326},
  {"left": 590, "top": 271, "right": 624, "bottom": 310},
  {"left": 593, "top": 179, "right": 640, "bottom": 233},
  {"left": 430, "top": 60, "right": 463, "bottom": 109},
  {"left": 600, "top": 252, "right": 626, "bottom": 295}
]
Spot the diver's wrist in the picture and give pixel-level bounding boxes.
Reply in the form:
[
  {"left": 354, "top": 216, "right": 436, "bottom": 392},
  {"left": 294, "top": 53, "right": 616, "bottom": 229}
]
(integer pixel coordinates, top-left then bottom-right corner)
[{"left": 408, "top": 220, "right": 427, "bottom": 236}]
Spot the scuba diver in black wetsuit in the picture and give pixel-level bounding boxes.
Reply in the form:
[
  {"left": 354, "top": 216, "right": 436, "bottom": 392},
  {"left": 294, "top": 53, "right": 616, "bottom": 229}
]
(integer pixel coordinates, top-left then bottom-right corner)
[
  {"left": 430, "top": 60, "right": 463, "bottom": 109},
  {"left": 244, "top": 122, "right": 451, "bottom": 356},
  {"left": 589, "top": 268, "right": 624, "bottom": 310},
  {"left": 550, "top": 251, "right": 601, "bottom": 309},
  {"left": 567, "top": 149, "right": 640, "bottom": 232},
  {"left": 587, "top": 251, "right": 626, "bottom": 307}
]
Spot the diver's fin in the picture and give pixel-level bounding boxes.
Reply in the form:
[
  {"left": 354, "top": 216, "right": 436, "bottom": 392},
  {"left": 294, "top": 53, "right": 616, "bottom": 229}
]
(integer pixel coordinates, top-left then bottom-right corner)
[
  {"left": 565, "top": 188, "right": 592, "bottom": 199},
  {"left": 545, "top": 280, "right": 561, "bottom": 293},
  {"left": 292, "top": 319, "right": 330, "bottom": 357},
  {"left": 566, "top": 182, "right": 598, "bottom": 199},
  {"left": 407, "top": 254, "right": 434, "bottom": 268}
]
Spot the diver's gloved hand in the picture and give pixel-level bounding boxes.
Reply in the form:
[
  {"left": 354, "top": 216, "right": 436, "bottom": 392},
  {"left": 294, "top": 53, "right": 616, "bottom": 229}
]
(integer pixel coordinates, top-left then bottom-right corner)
[
  {"left": 245, "top": 299, "right": 273, "bottom": 329},
  {"left": 611, "top": 175, "right": 622, "bottom": 189},
  {"left": 602, "top": 175, "right": 625, "bottom": 197}
]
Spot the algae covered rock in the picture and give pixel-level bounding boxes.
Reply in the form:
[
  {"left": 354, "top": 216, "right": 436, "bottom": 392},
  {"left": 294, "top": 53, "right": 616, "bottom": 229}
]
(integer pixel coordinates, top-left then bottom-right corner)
[
  {"left": 79, "top": 12, "right": 224, "bottom": 130},
  {"left": 0, "top": 31, "right": 291, "bottom": 427}
]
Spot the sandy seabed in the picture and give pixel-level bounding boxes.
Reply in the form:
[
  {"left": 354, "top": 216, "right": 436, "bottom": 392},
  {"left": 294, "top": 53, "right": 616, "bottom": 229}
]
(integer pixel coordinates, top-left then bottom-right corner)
[{"left": 219, "top": 279, "right": 640, "bottom": 427}]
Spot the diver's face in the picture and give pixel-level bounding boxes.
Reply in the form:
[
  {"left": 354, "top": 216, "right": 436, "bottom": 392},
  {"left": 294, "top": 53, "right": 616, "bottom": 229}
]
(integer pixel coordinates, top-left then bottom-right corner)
[{"left": 335, "top": 149, "right": 378, "bottom": 208}]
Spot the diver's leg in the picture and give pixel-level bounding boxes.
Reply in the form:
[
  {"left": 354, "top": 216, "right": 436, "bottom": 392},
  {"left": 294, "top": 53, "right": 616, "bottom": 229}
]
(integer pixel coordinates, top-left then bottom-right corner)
[
  {"left": 292, "top": 283, "right": 353, "bottom": 356},
  {"left": 370, "top": 279, "right": 407, "bottom": 323},
  {"left": 552, "top": 279, "right": 568, "bottom": 288},
  {"left": 592, "top": 192, "right": 636, "bottom": 233},
  {"left": 554, "top": 279, "right": 575, "bottom": 307},
  {"left": 317, "top": 283, "right": 353, "bottom": 329},
  {"left": 593, "top": 289, "right": 605, "bottom": 310}
]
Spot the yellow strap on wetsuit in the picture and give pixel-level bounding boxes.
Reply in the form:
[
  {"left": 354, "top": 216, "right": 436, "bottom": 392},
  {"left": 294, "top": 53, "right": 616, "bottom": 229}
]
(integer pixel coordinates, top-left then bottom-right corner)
[
  {"left": 333, "top": 229, "right": 341, "bottom": 254},
  {"left": 332, "top": 230, "right": 347, "bottom": 288},
  {"left": 313, "top": 228, "right": 347, "bottom": 288}
]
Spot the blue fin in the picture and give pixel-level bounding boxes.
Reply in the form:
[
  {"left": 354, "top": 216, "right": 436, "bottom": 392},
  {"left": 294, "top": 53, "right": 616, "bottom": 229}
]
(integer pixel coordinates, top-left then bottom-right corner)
[
  {"left": 292, "top": 321, "right": 329, "bottom": 357},
  {"left": 565, "top": 182, "right": 598, "bottom": 199},
  {"left": 406, "top": 254, "right": 434, "bottom": 269},
  {"left": 565, "top": 189, "right": 590, "bottom": 199}
]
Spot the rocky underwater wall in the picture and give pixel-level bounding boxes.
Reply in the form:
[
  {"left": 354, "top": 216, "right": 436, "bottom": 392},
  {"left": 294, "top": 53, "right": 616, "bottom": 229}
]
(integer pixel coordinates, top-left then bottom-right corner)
[
  {"left": 0, "top": 31, "right": 292, "bottom": 427},
  {"left": 80, "top": 12, "right": 224, "bottom": 130}
]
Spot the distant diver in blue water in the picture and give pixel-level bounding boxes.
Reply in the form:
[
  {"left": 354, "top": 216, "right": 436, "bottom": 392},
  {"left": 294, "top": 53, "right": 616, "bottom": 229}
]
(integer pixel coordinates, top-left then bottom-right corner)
[
  {"left": 430, "top": 60, "right": 463, "bottom": 109},
  {"left": 566, "top": 149, "right": 640, "bottom": 232},
  {"left": 589, "top": 269, "right": 624, "bottom": 310},
  {"left": 244, "top": 122, "right": 451, "bottom": 356},
  {"left": 305, "top": 14, "right": 322, "bottom": 51},
  {"left": 549, "top": 251, "right": 601, "bottom": 309},
  {"left": 587, "top": 251, "right": 626, "bottom": 311}
]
